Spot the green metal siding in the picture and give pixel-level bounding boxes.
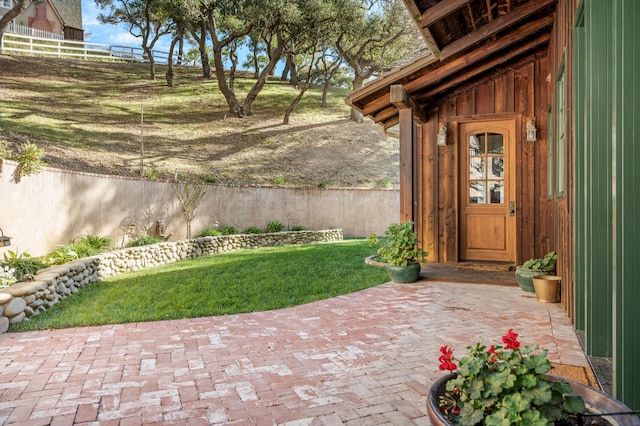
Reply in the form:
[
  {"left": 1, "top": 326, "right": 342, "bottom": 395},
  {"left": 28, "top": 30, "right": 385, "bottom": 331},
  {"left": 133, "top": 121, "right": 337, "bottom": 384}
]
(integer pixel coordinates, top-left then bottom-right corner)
[
  {"left": 573, "top": 6, "right": 585, "bottom": 332},
  {"left": 575, "top": 0, "right": 640, "bottom": 409},
  {"left": 584, "top": 0, "right": 613, "bottom": 358},
  {"left": 613, "top": 0, "right": 640, "bottom": 409}
]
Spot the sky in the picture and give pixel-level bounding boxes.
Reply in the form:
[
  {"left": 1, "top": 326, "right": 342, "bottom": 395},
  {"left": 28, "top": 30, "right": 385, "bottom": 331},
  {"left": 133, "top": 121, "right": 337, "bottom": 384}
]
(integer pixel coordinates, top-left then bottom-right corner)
[{"left": 82, "top": 0, "right": 174, "bottom": 53}]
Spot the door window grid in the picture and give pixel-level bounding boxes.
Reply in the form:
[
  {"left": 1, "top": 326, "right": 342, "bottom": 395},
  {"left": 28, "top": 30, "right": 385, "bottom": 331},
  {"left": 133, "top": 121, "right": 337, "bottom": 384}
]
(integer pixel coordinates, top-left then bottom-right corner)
[{"left": 469, "top": 132, "right": 504, "bottom": 204}]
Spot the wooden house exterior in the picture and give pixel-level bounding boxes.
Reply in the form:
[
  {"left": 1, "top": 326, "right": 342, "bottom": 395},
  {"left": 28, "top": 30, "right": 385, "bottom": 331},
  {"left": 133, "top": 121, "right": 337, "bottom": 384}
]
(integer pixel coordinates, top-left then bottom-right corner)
[{"left": 346, "top": 0, "right": 640, "bottom": 410}]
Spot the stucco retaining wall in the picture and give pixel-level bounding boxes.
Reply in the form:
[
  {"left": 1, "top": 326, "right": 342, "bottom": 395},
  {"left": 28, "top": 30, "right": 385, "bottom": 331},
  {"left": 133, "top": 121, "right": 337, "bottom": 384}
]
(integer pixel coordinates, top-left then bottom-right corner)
[
  {"left": 0, "top": 159, "right": 398, "bottom": 257},
  {"left": 0, "top": 229, "right": 343, "bottom": 333}
]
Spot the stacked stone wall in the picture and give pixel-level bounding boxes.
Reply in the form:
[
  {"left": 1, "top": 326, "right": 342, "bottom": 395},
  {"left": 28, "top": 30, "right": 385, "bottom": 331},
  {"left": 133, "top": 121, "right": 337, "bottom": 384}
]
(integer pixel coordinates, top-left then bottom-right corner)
[{"left": 0, "top": 229, "right": 343, "bottom": 333}]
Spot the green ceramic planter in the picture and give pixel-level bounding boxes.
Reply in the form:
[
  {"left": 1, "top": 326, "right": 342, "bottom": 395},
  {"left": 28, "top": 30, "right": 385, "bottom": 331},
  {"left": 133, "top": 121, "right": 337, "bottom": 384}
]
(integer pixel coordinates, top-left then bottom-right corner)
[
  {"left": 386, "top": 262, "right": 421, "bottom": 283},
  {"left": 515, "top": 266, "right": 551, "bottom": 292}
]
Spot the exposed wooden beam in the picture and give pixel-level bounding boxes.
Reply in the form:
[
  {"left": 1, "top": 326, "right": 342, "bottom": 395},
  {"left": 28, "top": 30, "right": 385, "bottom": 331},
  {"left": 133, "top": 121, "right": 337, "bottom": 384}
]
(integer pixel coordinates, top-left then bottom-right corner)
[
  {"left": 383, "top": 116, "right": 400, "bottom": 131},
  {"left": 362, "top": 93, "right": 391, "bottom": 116},
  {"left": 374, "top": 105, "right": 398, "bottom": 123},
  {"left": 390, "top": 85, "right": 427, "bottom": 123},
  {"left": 420, "top": 0, "right": 469, "bottom": 27},
  {"left": 419, "top": 27, "right": 441, "bottom": 58},
  {"left": 416, "top": 31, "right": 551, "bottom": 102},
  {"left": 438, "top": 0, "right": 556, "bottom": 61},
  {"left": 404, "top": 14, "right": 554, "bottom": 93}
]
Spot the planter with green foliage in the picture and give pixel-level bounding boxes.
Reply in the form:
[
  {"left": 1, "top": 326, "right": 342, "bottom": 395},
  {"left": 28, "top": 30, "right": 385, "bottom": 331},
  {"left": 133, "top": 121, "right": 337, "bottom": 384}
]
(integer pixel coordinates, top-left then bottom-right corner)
[
  {"left": 515, "top": 251, "right": 557, "bottom": 292},
  {"left": 367, "top": 221, "right": 428, "bottom": 283}
]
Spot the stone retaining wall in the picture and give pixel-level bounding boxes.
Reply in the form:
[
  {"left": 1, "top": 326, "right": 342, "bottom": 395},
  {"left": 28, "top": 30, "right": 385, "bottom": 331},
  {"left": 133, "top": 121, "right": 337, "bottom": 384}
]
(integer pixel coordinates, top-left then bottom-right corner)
[{"left": 0, "top": 229, "right": 343, "bottom": 333}]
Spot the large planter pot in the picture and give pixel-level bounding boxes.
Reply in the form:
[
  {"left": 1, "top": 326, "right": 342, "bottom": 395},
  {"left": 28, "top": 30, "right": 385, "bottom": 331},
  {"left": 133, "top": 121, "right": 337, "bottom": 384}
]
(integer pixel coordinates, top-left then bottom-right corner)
[
  {"left": 515, "top": 266, "right": 553, "bottom": 292},
  {"left": 427, "top": 373, "right": 640, "bottom": 426},
  {"left": 386, "top": 262, "right": 421, "bottom": 283},
  {"left": 532, "top": 275, "right": 561, "bottom": 303}
]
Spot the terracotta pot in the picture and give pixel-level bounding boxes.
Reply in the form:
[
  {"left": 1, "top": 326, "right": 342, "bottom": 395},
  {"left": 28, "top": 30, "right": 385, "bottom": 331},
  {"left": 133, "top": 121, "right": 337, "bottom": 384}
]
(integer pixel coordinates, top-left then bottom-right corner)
[
  {"left": 426, "top": 373, "right": 640, "bottom": 425},
  {"left": 532, "top": 275, "right": 561, "bottom": 303}
]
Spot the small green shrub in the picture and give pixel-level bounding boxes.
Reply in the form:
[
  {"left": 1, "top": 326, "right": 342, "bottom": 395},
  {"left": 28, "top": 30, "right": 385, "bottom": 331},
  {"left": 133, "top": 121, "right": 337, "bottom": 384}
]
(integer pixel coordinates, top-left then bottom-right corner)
[
  {"left": 243, "top": 226, "right": 263, "bottom": 234},
  {"left": 204, "top": 175, "right": 217, "bottom": 183},
  {"left": 265, "top": 221, "right": 284, "bottom": 233},
  {"left": 273, "top": 177, "right": 285, "bottom": 185},
  {"left": 127, "top": 235, "right": 164, "bottom": 247},
  {"left": 1, "top": 250, "right": 48, "bottom": 279},
  {"left": 522, "top": 251, "right": 557, "bottom": 271},
  {"left": 218, "top": 226, "right": 238, "bottom": 235},
  {"left": 291, "top": 225, "right": 308, "bottom": 231},
  {"left": 43, "top": 235, "right": 112, "bottom": 266},
  {"left": 43, "top": 245, "right": 80, "bottom": 265},
  {"left": 317, "top": 181, "right": 329, "bottom": 188},
  {"left": 198, "top": 228, "right": 222, "bottom": 237}
]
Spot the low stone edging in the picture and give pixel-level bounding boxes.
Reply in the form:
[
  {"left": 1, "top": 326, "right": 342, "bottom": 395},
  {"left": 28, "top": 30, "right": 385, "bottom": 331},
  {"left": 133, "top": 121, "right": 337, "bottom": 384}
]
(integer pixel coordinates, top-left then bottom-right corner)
[{"left": 0, "top": 229, "right": 343, "bottom": 333}]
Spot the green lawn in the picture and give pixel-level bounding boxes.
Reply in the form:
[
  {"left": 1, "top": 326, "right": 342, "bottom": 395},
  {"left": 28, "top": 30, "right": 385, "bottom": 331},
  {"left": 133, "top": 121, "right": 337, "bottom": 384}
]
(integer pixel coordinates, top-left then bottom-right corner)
[{"left": 10, "top": 240, "right": 388, "bottom": 331}]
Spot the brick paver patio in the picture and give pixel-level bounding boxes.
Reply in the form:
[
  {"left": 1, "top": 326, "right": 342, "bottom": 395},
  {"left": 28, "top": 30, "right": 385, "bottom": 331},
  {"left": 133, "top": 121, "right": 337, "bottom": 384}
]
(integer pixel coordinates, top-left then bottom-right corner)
[{"left": 0, "top": 281, "right": 587, "bottom": 425}]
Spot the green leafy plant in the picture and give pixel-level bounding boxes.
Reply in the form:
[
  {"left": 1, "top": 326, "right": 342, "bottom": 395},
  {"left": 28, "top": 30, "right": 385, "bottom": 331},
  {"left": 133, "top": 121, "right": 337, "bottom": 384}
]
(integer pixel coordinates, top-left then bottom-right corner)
[
  {"left": 317, "top": 181, "right": 329, "bottom": 188},
  {"left": 198, "top": 228, "right": 222, "bottom": 237},
  {"left": 42, "top": 235, "right": 112, "bottom": 266},
  {"left": 243, "top": 226, "right": 263, "bottom": 234},
  {"left": 127, "top": 235, "right": 164, "bottom": 247},
  {"left": 218, "top": 225, "right": 238, "bottom": 235},
  {"left": 204, "top": 175, "right": 217, "bottom": 183},
  {"left": 273, "top": 177, "right": 285, "bottom": 185},
  {"left": 437, "top": 329, "right": 585, "bottom": 425},
  {"left": 265, "top": 221, "right": 284, "bottom": 233},
  {"left": 9, "top": 142, "right": 48, "bottom": 184},
  {"left": 522, "top": 251, "right": 557, "bottom": 271},
  {"left": 1, "top": 250, "right": 47, "bottom": 279},
  {"left": 291, "top": 225, "right": 308, "bottom": 231},
  {"left": 367, "top": 221, "right": 428, "bottom": 266}
]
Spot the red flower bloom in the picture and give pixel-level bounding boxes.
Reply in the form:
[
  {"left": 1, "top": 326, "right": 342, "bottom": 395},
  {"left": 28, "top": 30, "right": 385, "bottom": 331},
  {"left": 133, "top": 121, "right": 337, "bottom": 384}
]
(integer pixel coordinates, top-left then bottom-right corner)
[
  {"left": 502, "top": 329, "right": 520, "bottom": 350},
  {"left": 439, "top": 360, "right": 457, "bottom": 371},
  {"left": 487, "top": 345, "right": 498, "bottom": 362}
]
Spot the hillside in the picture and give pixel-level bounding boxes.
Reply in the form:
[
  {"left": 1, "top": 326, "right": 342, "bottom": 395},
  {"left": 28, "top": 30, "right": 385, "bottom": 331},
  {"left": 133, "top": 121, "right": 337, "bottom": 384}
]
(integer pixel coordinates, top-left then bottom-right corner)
[{"left": 0, "top": 55, "right": 399, "bottom": 188}]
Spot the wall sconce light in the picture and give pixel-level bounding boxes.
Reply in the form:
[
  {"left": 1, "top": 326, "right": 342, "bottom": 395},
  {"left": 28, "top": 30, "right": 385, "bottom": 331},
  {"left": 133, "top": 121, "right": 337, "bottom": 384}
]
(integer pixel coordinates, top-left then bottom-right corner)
[
  {"left": 0, "top": 228, "right": 12, "bottom": 247},
  {"left": 437, "top": 124, "right": 448, "bottom": 146},
  {"left": 526, "top": 119, "right": 537, "bottom": 142}
]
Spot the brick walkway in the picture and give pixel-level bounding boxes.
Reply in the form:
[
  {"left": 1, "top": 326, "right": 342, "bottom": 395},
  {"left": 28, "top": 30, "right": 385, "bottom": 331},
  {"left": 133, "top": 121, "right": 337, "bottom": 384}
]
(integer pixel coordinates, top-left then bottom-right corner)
[{"left": 0, "top": 281, "right": 587, "bottom": 425}]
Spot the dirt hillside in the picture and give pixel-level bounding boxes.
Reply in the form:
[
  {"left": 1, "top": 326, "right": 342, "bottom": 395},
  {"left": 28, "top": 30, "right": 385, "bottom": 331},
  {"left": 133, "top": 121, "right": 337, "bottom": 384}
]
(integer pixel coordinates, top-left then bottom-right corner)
[{"left": 0, "top": 55, "right": 399, "bottom": 189}]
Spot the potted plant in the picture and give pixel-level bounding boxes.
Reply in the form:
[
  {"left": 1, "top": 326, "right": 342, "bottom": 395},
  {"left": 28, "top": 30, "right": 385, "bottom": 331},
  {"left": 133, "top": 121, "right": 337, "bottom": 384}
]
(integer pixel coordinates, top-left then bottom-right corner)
[
  {"left": 427, "top": 329, "right": 640, "bottom": 425},
  {"left": 367, "top": 221, "right": 428, "bottom": 283},
  {"left": 515, "top": 251, "right": 557, "bottom": 292}
]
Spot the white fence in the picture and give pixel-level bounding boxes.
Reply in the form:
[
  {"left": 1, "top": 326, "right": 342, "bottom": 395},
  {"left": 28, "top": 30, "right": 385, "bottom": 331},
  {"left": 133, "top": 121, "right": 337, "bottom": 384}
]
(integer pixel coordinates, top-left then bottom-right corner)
[
  {"left": 5, "top": 22, "right": 64, "bottom": 40},
  {"left": 0, "top": 32, "right": 176, "bottom": 64}
]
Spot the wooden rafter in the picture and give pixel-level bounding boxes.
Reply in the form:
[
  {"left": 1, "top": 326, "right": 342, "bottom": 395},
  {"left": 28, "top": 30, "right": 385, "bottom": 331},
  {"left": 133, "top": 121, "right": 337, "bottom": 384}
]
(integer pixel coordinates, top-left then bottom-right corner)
[
  {"left": 362, "top": 93, "right": 391, "bottom": 116},
  {"left": 415, "top": 30, "right": 551, "bottom": 101},
  {"left": 438, "top": 0, "right": 556, "bottom": 61},
  {"left": 420, "top": 0, "right": 470, "bottom": 28},
  {"left": 390, "top": 85, "right": 427, "bottom": 123},
  {"left": 404, "top": 14, "right": 554, "bottom": 92},
  {"left": 374, "top": 105, "right": 398, "bottom": 123}
]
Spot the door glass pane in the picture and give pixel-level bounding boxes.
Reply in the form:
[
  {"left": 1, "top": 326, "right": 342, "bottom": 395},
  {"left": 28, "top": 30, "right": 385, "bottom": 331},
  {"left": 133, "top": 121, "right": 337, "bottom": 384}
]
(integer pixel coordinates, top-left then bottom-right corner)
[
  {"left": 487, "top": 133, "right": 504, "bottom": 154},
  {"left": 470, "top": 181, "right": 485, "bottom": 204},
  {"left": 488, "top": 182, "right": 504, "bottom": 204},
  {"left": 488, "top": 157, "right": 504, "bottom": 179},
  {"left": 469, "top": 134, "right": 485, "bottom": 156},
  {"left": 469, "top": 158, "right": 485, "bottom": 180}
]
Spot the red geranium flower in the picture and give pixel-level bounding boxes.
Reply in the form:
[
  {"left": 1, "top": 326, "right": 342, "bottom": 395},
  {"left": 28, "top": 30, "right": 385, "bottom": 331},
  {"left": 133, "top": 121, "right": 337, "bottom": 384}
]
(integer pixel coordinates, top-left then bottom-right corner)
[{"left": 502, "top": 329, "right": 520, "bottom": 350}]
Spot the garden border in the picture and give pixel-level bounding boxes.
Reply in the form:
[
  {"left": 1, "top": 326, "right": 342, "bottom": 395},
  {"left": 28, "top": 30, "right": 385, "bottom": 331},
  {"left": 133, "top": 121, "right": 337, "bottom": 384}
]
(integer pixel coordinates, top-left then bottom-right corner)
[{"left": 0, "top": 229, "right": 343, "bottom": 333}]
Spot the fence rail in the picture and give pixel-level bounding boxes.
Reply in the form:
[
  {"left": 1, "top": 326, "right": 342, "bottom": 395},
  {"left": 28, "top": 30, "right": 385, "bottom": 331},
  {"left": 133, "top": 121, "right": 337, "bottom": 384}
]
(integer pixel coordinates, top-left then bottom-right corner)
[
  {"left": 5, "top": 22, "right": 64, "bottom": 40},
  {"left": 0, "top": 32, "right": 178, "bottom": 64}
]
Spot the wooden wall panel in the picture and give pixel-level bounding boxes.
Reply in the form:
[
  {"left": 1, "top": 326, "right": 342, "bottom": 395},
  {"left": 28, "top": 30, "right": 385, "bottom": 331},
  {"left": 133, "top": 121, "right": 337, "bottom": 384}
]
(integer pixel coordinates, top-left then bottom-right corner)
[{"left": 419, "top": 56, "right": 551, "bottom": 265}]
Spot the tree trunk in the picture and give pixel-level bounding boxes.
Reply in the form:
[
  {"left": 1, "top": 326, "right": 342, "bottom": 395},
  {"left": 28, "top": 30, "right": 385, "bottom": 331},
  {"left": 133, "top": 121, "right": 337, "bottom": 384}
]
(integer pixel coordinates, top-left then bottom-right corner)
[
  {"left": 144, "top": 46, "right": 156, "bottom": 80},
  {"left": 280, "top": 63, "right": 290, "bottom": 82},
  {"left": 192, "top": 22, "right": 210, "bottom": 78},
  {"left": 350, "top": 75, "right": 366, "bottom": 123},
  {"left": 287, "top": 54, "right": 298, "bottom": 87},
  {"left": 321, "top": 80, "right": 330, "bottom": 108},
  {"left": 0, "top": 0, "right": 32, "bottom": 51},
  {"left": 177, "top": 37, "right": 184, "bottom": 65},
  {"left": 242, "top": 35, "right": 285, "bottom": 116},
  {"left": 165, "top": 32, "right": 181, "bottom": 87}
]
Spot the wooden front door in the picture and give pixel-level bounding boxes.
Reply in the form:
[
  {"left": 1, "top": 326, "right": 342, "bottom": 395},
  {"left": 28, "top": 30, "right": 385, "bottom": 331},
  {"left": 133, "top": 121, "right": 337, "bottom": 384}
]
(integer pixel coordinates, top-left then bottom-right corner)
[{"left": 459, "top": 119, "right": 516, "bottom": 262}]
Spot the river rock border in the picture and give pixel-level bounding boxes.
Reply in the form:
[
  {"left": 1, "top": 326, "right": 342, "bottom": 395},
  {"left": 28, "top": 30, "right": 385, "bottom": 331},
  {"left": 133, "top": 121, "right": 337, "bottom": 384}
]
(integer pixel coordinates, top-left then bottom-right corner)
[{"left": 0, "top": 229, "right": 343, "bottom": 333}]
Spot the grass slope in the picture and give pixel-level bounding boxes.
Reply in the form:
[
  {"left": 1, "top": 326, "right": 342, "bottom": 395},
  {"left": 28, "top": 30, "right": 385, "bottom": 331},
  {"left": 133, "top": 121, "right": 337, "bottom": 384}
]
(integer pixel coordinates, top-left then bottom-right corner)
[{"left": 0, "top": 55, "right": 399, "bottom": 188}]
